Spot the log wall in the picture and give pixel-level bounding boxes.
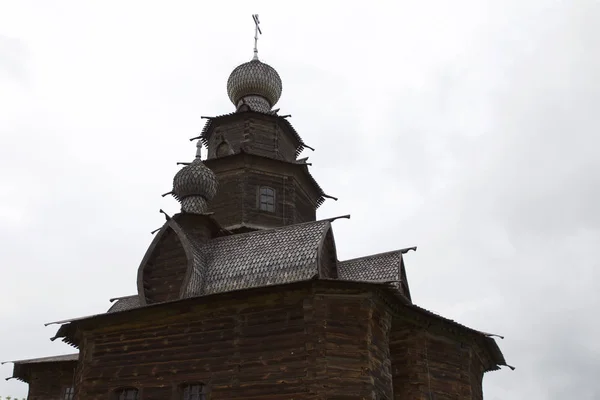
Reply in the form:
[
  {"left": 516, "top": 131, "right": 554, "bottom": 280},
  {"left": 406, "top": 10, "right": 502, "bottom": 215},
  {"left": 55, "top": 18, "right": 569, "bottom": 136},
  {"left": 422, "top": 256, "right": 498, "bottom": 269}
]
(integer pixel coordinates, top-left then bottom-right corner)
[
  {"left": 74, "top": 285, "right": 393, "bottom": 399},
  {"left": 141, "top": 228, "right": 187, "bottom": 304},
  {"left": 208, "top": 166, "right": 317, "bottom": 231},
  {"left": 207, "top": 114, "right": 298, "bottom": 163},
  {"left": 25, "top": 361, "right": 76, "bottom": 400},
  {"left": 390, "top": 325, "right": 485, "bottom": 399}
]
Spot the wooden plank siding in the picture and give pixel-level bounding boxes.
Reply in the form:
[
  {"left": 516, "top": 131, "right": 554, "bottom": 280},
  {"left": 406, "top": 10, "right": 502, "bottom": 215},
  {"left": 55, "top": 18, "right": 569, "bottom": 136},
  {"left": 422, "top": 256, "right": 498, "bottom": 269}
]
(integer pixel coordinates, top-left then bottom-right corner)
[
  {"left": 74, "top": 285, "right": 394, "bottom": 399},
  {"left": 201, "top": 110, "right": 321, "bottom": 232},
  {"left": 389, "top": 326, "right": 486, "bottom": 399},
  {"left": 24, "top": 362, "right": 77, "bottom": 400},
  {"left": 141, "top": 228, "right": 188, "bottom": 304},
  {"left": 207, "top": 114, "right": 298, "bottom": 163},
  {"left": 206, "top": 164, "right": 318, "bottom": 231}
]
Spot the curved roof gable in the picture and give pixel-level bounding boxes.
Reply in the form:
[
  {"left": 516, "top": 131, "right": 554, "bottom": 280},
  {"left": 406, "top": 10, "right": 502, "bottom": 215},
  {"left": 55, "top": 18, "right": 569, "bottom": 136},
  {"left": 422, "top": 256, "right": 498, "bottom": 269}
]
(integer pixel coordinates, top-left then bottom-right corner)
[{"left": 136, "top": 219, "right": 197, "bottom": 305}]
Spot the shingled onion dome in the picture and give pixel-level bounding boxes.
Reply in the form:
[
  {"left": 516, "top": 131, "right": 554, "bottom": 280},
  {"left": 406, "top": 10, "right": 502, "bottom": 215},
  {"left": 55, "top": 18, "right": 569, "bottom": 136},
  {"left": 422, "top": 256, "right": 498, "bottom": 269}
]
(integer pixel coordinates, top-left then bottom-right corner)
[
  {"left": 226, "top": 59, "right": 282, "bottom": 113},
  {"left": 172, "top": 143, "right": 218, "bottom": 214}
]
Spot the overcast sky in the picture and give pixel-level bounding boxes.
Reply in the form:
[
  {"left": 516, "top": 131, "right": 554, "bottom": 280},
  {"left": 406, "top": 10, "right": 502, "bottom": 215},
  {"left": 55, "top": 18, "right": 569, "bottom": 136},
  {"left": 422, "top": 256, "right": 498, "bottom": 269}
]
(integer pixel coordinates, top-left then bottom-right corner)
[{"left": 1, "top": 1, "right": 599, "bottom": 399}]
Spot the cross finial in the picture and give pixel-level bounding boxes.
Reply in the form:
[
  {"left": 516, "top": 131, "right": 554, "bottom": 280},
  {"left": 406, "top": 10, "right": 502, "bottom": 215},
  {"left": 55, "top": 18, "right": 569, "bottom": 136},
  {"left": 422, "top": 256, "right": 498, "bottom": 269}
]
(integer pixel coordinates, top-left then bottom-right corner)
[{"left": 252, "top": 14, "right": 262, "bottom": 60}]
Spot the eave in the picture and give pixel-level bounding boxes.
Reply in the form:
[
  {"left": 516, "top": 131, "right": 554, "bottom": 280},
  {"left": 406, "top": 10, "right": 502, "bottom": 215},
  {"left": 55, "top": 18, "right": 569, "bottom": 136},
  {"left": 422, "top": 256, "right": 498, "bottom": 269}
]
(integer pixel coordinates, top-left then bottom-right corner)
[
  {"left": 203, "top": 150, "right": 336, "bottom": 208},
  {"left": 199, "top": 111, "right": 311, "bottom": 157},
  {"left": 46, "top": 279, "right": 510, "bottom": 371},
  {"left": 2, "top": 353, "right": 78, "bottom": 383}
]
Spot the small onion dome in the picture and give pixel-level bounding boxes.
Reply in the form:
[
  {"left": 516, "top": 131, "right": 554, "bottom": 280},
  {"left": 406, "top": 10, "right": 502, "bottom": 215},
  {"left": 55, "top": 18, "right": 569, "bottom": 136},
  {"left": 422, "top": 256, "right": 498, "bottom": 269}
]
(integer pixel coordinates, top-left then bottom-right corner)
[
  {"left": 172, "top": 158, "right": 218, "bottom": 214},
  {"left": 227, "top": 59, "right": 282, "bottom": 111}
]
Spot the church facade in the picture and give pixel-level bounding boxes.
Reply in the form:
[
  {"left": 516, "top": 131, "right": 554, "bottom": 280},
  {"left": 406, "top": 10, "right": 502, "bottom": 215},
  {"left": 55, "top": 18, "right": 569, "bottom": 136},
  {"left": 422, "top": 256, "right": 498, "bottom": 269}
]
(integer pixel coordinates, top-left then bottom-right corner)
[{"left": 5, "top": 23, "right": 509, "bottom": 400}]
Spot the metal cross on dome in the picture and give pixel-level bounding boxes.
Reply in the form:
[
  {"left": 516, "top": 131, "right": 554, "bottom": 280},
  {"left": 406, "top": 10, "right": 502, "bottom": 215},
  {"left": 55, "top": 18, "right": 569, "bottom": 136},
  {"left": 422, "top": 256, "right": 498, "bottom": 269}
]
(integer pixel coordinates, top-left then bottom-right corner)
[{"left": 252, "top": 14, "right": 262, "bottom": 60}]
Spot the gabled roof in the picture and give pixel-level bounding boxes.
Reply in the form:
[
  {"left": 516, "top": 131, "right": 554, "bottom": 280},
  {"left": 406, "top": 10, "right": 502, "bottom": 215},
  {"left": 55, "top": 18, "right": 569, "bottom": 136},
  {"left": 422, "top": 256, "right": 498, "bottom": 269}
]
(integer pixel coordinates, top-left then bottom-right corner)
[
  {"left": 136, "top": 217, "right": 334, "bottom": 304},
  {"left": 338, "top": 247, "right": 416, "bottom": 301},
  {"left": 186, "top": 219, "right": 332, "bottom": 297},
  {"left": 108, "top": 295, "right": 141, "bottom": 313}
]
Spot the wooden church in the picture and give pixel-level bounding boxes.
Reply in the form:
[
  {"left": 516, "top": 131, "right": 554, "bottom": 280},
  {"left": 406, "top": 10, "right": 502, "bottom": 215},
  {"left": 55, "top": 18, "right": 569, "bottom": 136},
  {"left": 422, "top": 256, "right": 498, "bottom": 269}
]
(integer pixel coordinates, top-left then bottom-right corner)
[{"left": 4, "top": 16, "right": 510, "bottom": 400}]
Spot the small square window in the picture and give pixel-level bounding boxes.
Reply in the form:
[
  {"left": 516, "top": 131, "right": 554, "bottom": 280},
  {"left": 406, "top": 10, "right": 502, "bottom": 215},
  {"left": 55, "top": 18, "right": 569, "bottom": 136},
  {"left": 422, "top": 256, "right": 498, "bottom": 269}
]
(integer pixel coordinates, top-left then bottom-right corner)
[
  {"left": 63, "top": 387, "right": 75, "bottom": 400},
  {"left": 182, "top": 383, "right": 206, "bottom": 400},
  {"left": 115, "top": 388, "right": 139, "bottom": 400},
  {"left": 258, "top": 186, "right": 275, "bottom": 213}
]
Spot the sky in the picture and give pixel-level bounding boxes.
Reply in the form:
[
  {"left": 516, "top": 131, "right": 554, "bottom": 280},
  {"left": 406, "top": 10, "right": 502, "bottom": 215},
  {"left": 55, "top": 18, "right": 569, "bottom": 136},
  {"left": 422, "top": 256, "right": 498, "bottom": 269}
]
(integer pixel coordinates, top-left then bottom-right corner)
[{"left": 0, "top": 0, "right": 599, "bottom": 398}]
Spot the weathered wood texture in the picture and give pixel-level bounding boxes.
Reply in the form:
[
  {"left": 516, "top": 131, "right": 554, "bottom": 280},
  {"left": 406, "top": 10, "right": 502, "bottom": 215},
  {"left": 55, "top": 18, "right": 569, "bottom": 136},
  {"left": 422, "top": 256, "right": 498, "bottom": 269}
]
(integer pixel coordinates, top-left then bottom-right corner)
[
  {"left": 207, "top": 165, "right": 317, "bottom": 231},
  {"left": 24, "top": 361, "right": 76, "bottom": 400},
  {"left": 206, "top": 171, "right": 244, "bottom": 229},
  {"left": 243, "top": 170, "right": 295, "bottom": 227},
  {"left": 73, "top": 285, "right": 392, "bottom": 399},
  {"left": 389, "top": 325, "right": 485, "bottom": 399},
  {"left": 318, "top": 228, "right": 338, "bottom": 279},
  {"left": 202, "top": 112, "right": 320, "bottom": 232},
  {"left": 206, "top": 114, "right": 298, "bottom": 163},
  {"left": 174, "top": 214, "right": 215, "bottom": 242},
  {"left": 370, "top": 305, "right": 394, "bottom": 399},
  {"left": 293, "top": 184, "right": 317, "bottom": 223},
  {"left": 304, "top": 291, "right": 394, "bottom": 399},
  {"left": 141, "top": 227, "right": 187, "bottom": 304}
]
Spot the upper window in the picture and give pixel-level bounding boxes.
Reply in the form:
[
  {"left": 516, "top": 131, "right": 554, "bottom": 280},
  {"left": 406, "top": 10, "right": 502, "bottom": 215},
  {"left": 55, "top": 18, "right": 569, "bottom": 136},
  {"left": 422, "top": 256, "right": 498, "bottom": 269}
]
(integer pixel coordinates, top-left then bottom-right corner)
[
  {"left": 181, "top": 383, "right": 206, "bottom": 400},
  {"left": 258, "top": 186, "right": 275, "bottom": 212},
  {"left": 63, "top": 387, "right": 75, "bottom": 400},
  {"left": 115, "top": 388, "right": 139, "bottom": 400}
]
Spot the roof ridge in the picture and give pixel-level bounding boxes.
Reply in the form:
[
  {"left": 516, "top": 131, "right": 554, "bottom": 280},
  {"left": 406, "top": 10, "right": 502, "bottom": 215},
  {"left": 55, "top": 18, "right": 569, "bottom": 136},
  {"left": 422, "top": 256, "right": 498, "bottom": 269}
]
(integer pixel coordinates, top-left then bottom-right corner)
[
  {"left": 2, "top": 353, "right": 79, "bottom": 365},
  {"left": 208, "top": 218, "right": 332, "bottom": 243},
  {"left": 340, "top": 248, "right": 405, "bottom": 264},
  {"left": 109, "top": 294, "right": 138, "bottom": 302}
]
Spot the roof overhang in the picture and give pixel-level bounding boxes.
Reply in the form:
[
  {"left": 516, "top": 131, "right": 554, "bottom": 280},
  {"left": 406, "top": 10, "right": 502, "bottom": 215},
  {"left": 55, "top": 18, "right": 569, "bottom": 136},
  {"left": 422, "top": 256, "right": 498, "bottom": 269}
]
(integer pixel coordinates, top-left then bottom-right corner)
[
  {"left": 199, "top": 111, "right": 311, "bottom": 157},
  {"left": 2, "top": 353, "right": 78, "bottom": 383},
  {"left": 46, "top": 279, "right": 509, "bottom": 371},
  {"left": 204, "top": 150, "right": 334, "bottom": 207}
]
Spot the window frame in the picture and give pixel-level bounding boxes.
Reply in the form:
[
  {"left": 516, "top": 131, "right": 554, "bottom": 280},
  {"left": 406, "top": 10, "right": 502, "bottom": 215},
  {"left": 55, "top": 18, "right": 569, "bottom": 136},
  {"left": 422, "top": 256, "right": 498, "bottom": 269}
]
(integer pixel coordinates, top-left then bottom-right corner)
[
  {"left": 63, "top": 386, "right": 75, "bottom": 400},
  {"left": 257, "top": 186, "right": 276, "bottom": 213},
  {"left": 179, "top": 382, "right": 207, "bottom": 400},
  {"left": 113, "top": 387, "right": 140, "bottom": 400}
]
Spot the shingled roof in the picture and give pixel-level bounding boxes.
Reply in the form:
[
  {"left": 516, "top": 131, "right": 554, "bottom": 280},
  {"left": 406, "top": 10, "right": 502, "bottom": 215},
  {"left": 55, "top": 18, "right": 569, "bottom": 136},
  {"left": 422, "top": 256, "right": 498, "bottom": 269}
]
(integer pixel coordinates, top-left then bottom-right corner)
[
  {"left": 186, "top": 219, "right": 331, "bottom": 296},
  {"left": 107, "top": 295, "right": 141, "bottom": 313},
  {"left": 46, "top": 216, "right": 509, "bottom": 371},
  {"left": 108, "top": 218, "right": 414, "bottom": 314},
  {"left": 338, "top": 247, "right": 415, "bottom": 301}
]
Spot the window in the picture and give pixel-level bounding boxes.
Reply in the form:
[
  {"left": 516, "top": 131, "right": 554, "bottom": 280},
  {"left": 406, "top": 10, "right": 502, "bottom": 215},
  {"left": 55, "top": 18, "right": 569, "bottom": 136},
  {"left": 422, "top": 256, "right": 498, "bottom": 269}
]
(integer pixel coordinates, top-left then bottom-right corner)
[
  {"left": 258, "top": 186, "right": 275, "bottom": 212},
  {"left": 63, "top": 387, "right": 75, "bottom": 400},
  {"left": 115, "top": 388, "right": 139, "bottom": 400},
  {"left": 181, "top": 383, "right": 206, "bottom": 400}
]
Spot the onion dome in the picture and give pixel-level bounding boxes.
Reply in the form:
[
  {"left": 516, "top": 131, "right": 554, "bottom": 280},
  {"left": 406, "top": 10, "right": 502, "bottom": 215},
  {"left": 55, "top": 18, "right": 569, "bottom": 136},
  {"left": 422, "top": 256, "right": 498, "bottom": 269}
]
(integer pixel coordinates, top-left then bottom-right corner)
[
  {"left": 172, "top": 144, "right": 218, "bottom": 214},
  {"left": 226, "top": 59, "right": 282, "bottom": 113}
]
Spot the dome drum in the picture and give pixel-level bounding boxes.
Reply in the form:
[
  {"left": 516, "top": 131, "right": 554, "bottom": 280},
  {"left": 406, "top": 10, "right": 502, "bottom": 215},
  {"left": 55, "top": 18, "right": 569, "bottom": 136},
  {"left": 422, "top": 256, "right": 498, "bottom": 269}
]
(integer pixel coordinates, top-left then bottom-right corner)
[
  {"left": 236, "top": 95, "right": 272, "bottom": 113},
  {"left": 180, "top": 196, "right": 210, "bottom": 214}
]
